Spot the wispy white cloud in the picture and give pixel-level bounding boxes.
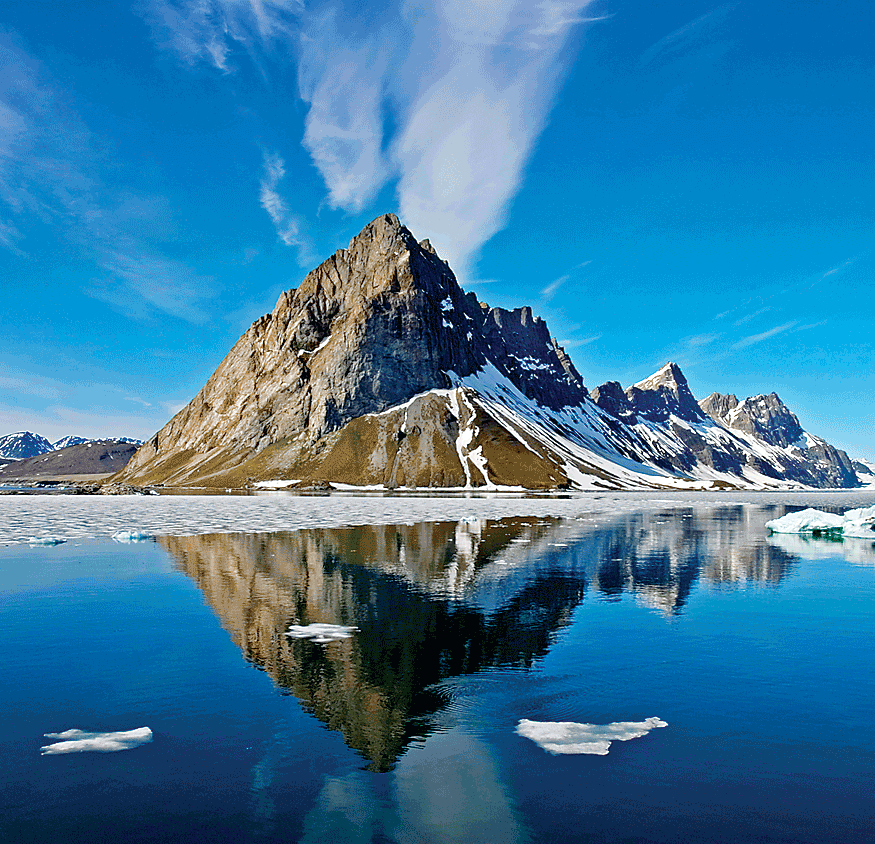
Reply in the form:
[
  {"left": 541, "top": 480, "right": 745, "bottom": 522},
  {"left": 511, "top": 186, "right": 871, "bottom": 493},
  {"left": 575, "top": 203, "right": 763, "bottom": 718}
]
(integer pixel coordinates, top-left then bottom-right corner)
[
  {"left": 639, "top": 3, "right": 735, "bottom": 67},
  {"left": 0, "top": 372, "right": 63, "bottom": 400},
  {"left": 144, "top": 0, "right": 301, "bottom": 71},
  {"left": 733, "top": 320, "right": 797, "bottom": 350},
  {"left": 87, "top": 252, "right": 214, "bottom": 324},
  {"left": 144, "top": 0, "right": 597, "bottom": 280},
  {"left": 0, "top": 401, "right": 163, "bottom": 442},
  {"left": 684, "top": 332, "right": 721, "bottom": 349},
  {"left": 259, "top": 151, "right": 312, "bottom": 261},
  {"left": 0, "top": 34, "right": 214, "bottom": 323},
  {"left": 733, "top": 305, "right": 770, "bottom": 326},
  {"left": 559, "top": 333, "right": 601, "bottom": 348},
  {"left": 541, "top": 274, "right": 569, "bottom": 300}
]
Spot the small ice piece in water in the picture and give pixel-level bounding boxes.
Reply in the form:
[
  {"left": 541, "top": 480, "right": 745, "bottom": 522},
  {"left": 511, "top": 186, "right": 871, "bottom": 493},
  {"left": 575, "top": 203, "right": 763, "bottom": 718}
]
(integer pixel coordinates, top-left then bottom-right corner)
[
  {"left": 286, "top": 623, "right": 359, "bottom": 644},
  {"left": 28, "top": 537, "right": 66, "bottom": 546},
  {"left": 516, "top": 717, "right": 668, "bottom": 755},
  {"left": 765, "top": 508, "right": 845, "bottom": 535},
  {"left": 41, "top": 727, "right": 153, "bottom": 755},
  {"left": 112, "top": 530, "right": 154, "bottom": 543}
]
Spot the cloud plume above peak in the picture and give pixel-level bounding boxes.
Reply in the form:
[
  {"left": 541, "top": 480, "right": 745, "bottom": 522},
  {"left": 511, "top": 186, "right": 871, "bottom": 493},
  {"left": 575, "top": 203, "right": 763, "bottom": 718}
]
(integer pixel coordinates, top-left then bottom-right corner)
[
  {"left": 259, "top": 151, "right": 311, "bottom": 260},
  {"left": 145, "top": 0, "right": 596, "bottom": 280}
]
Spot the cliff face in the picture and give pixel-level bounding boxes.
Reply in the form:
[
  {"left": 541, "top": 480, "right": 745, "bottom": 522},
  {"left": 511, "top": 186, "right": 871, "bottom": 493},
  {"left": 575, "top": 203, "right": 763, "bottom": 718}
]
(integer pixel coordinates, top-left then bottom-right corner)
[{"left": 118, "top": 214, "right": 860, "bottom": 491}]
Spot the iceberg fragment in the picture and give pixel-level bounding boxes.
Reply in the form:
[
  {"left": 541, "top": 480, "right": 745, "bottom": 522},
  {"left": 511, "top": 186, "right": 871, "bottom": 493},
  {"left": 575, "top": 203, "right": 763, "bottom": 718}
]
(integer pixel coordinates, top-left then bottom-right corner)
[
  {"left": 28, "top": 536, "right": 66, "bottom": 546},
  {"left": 765, "top": 506, "right": 875, "bottom": 538},
  {"left": 286, "top": 623, "right": 359, "bottom": 644},
  {"left": 41, "top": 727, "right": 153, "bottom": 755},
  {"left": 112, "top": 530, "right": 154, "bottom": 543},
  {"left": 516, "top": 717, "right": 667, "bottom": 755}
]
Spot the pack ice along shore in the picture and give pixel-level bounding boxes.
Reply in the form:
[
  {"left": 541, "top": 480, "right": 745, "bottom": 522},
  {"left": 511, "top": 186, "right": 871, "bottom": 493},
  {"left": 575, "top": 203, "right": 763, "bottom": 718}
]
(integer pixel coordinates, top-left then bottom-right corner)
[{"left": 116, "top": 214, "right": 859, "bottom": 492}]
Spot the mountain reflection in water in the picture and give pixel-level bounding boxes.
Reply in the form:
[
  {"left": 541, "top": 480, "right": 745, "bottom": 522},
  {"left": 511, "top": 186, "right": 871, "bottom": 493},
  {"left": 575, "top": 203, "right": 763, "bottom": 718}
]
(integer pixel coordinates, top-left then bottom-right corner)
[{"left": 158, "top": 507, "right": 797, "bottom": 771}]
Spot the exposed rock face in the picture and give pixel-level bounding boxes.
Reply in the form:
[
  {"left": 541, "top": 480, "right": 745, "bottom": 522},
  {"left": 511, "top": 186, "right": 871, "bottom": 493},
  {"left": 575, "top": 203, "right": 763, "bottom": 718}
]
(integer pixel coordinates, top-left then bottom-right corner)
[
  {"left": 701, "top": 392, "right": 803, "bottom": 448},
  {"left": 116, "top": 214, "right": 861, "bottom": 491},
  {"left": 590, "top": 381, "right": 635, "bottom": 422}
]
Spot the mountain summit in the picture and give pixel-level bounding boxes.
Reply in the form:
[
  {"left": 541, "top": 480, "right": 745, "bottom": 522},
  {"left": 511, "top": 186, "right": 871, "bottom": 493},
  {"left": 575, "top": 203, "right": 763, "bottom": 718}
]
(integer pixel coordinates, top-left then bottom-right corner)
[{"left": 117, "top": 215, "right": 859, "bottom": 491}]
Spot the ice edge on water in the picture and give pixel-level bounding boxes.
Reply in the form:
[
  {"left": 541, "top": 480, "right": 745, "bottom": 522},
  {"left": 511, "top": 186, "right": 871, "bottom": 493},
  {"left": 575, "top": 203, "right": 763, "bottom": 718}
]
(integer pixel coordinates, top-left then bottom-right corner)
[
  {"left": 41, "top": 727, "right": 153, "bottom": 755},
  {"left": 516, "top": 717, "right": 668, "bottom": 755}
]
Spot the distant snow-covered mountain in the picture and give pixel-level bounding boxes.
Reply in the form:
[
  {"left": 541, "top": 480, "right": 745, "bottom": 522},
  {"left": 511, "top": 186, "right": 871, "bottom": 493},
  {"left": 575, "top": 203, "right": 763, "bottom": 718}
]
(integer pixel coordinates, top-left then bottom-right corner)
[
  {"left": 0, "top": 432, "right": 53, "bottom": 460},
  {"left": 52, "top": 436, "right": 93, "bottom": 450},
  {"left": 0, "top": 432, "right": 143, "bottom": 462},
  {"left": 853, "top": 459, "right": 875, "bottom": 488}
]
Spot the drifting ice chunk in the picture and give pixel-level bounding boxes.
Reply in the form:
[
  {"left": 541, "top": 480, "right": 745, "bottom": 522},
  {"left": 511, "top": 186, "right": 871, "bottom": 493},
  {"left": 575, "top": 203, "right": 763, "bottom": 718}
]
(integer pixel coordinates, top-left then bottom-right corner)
[
  {"left": 516, "top": 717, "right": 667, "bottom": 755},
  {"left": 765, "top": 508, "right": 846, "bottom": 535},
  {"left": 41, "top": 727, "right": 153, "bottom": 755},
  {"left": 28, "top": 537, "right": 66, "bottom": 546},
  {"left": 286, "top": 623, "right": 359, "bottom": 644},
  {"left": 112, "top": 530, "right": 154, "bottom": 543},
  {"left": 842, "top": 505, "right": 875, "bottom": 538}
]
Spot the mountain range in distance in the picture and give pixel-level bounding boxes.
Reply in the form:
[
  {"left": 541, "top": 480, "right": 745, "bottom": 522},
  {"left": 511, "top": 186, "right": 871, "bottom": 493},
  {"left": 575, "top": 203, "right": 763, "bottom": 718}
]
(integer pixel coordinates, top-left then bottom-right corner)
[
  {"left": 110, "top": 214, "right": 870, "bottom": 492},
  {"left": 0, "top": 434, "right": 143, "bottom": 480}
]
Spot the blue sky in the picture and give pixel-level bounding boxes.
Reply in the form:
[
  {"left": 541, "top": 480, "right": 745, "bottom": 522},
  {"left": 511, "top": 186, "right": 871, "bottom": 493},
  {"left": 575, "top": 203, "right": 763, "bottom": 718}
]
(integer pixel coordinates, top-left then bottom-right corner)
[{"left": 0, "top": 0, "right": 872, "bottom": 459}]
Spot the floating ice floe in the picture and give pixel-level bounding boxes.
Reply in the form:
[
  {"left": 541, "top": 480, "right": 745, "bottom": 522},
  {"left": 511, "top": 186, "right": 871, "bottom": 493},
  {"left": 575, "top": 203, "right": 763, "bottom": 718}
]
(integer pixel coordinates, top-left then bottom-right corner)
[
  {"left": 112, "top": 530, "right": 154, "bottom": 543},
  {"left": 765, "top": 506, "right": 875, "bottom": 538},
  {"left": 41, "top": 727, "right": 153, "bottom": 755},
  {"left": 516, "top": 717, "right": 668, "bottom": 755},
  {"left": 286, "top": 623, "right": 359, "bottom": 644},
  {"left": 28, "top": 536, "right": 66, "bottom": 546}
]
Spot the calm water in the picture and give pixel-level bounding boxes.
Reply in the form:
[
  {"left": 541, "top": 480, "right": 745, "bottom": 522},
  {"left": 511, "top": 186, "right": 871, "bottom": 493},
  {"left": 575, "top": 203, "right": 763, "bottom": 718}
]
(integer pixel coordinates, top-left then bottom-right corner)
[{"left": 2, "top": 505, "right": 874, "bottom": 843}]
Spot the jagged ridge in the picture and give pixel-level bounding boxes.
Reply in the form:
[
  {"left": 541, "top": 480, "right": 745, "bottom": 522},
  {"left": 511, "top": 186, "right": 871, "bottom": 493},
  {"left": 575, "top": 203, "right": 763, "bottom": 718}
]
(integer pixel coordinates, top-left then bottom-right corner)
[{"left": 116, "top": 214, "right": 860, "bottom": 491}]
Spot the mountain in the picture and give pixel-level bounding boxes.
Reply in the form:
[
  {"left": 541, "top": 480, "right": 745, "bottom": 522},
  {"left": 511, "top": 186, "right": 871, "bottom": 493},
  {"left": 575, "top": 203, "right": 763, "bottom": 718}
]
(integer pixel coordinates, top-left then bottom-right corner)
[
  {"left": 853, "top": 459, "right": 875, "bottom": 488},
  {"left": 0, "top": 432, "right": 53, "bottom": 461},
  {"left": 0, "top": 439, "right": 141, "bottom": 480},
  {"left": 51, "top": 436, "right": 142, "bottom": 449},
  {"left": 117, "top": 214, "right": 860, "bottom": 491},
  {"left": 52, "top": 436, "right": 93, "bottom": 450},
  {"left": 698, "top": 392, "right": 856, "bottom": 486}
]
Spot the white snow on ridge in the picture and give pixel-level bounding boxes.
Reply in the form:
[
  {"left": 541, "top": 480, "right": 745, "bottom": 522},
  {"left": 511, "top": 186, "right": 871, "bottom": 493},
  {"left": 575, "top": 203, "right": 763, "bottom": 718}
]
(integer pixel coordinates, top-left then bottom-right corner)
[{"left": 453, "top": 363, "right": 815, "bottom": 492}]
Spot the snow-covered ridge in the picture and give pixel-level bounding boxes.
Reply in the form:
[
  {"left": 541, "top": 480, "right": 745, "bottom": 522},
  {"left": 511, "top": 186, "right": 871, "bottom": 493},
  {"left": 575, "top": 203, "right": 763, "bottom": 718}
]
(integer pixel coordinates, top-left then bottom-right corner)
[{"left": 0, "top": 432, "right": 143, "bottom": 461}]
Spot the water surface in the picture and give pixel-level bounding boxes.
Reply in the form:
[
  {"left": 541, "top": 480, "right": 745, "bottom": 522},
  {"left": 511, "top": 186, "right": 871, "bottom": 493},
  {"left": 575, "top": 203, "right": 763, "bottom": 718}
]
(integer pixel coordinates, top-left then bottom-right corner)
[{"left": 2, "top": 505, "right": 873, "bottom": 843}]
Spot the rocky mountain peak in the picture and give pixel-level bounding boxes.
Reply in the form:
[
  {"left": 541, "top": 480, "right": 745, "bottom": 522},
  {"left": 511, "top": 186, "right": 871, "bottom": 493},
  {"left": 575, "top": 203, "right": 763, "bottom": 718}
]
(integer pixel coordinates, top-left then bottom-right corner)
[
  {"left": 721, "top": 392, "right": 805, "bottom": 449},
  {"left": 699, "top": 392, "right": 739, "bottom": 422},
  {"left": 625, "top": 362, "right": 706, "bottom": 424},
  {"left": 590, "top": 381, "right": 636, "bottom": 421}
]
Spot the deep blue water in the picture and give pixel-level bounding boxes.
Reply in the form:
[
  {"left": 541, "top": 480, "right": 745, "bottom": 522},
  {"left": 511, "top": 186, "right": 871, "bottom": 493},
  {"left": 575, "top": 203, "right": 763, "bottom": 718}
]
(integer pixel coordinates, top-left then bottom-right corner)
[{"left": 2, "top": 505, "right": 873, "bottom": 843}]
